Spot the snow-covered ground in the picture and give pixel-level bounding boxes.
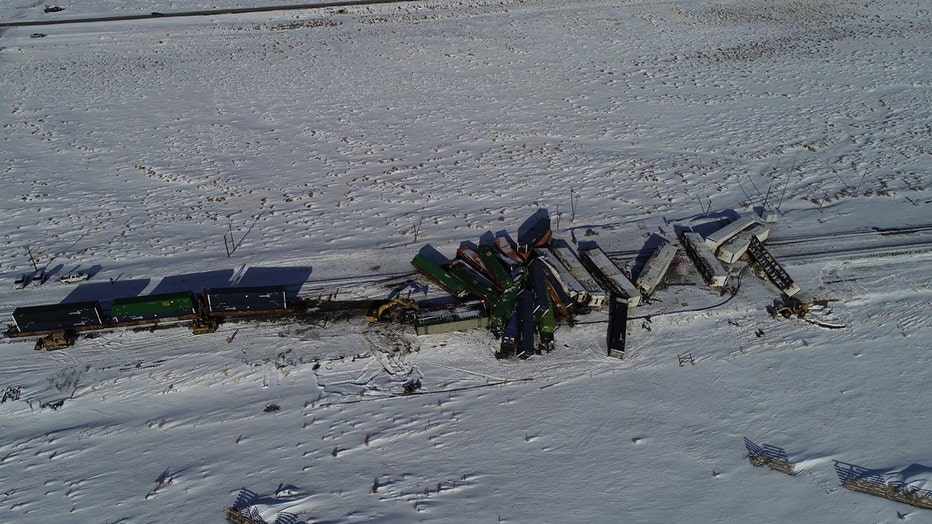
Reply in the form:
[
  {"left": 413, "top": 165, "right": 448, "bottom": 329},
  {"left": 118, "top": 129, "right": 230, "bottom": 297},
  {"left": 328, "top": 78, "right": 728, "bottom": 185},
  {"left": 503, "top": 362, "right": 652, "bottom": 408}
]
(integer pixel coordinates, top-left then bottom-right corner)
[{"left": 1, "top": 0, "right": 931, "bottom": 522}]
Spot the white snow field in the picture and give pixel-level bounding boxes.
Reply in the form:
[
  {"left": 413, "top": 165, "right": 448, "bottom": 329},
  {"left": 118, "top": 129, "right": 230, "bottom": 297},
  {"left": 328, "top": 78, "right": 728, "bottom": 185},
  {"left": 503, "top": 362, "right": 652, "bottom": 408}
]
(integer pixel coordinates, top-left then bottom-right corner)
[{"left": 1, "top": 0, "right": 931, "bottom": 522}]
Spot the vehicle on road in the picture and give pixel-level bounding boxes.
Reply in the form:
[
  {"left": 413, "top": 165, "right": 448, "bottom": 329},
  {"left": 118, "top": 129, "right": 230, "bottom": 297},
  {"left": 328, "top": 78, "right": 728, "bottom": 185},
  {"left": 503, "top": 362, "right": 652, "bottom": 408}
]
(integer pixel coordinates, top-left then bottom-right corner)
[
  {"left": 58, "top": 273, "right": 89, "bottom": 284},
  {"left": 44, "top": 6, "right": 64, "bottom": 13},
  {"left": 14, "top": 274, "right": 29, "bottom": 289}
]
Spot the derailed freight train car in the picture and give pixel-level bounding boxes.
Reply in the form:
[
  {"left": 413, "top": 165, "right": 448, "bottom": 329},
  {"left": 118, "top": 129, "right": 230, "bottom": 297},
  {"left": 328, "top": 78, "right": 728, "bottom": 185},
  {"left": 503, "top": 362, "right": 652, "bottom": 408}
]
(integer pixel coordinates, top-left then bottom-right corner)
[
  {"left": 537, "top": 294, "right": 556, "bottom": 351},
  {"left": 534, "top": 248, "right": 585, "bottom": 306},
  {"left": 415, "top": 302, "right": 488, "bottom": 336},
  {"left": 548, "top": 241, "right": 607, "bottom": 308},
  {"left": 477, "top": 244, "right": 515, "bottom": 290},
  {"left": 448, "top": 260, "right": 501, "bottom": 304},
  {"left": 606, "top": 293, "right": 628, "bottom": 359},
  {"left": 498, "top": 310, "right": 519, "bottom": 358},
  {"left": 746, "top": 236, "right": 800, "bottom": 297},
  {"left": 516, "top": 289, "right": 536, "bottom": 360},
  {"left": 579, "top": 247, "right": 641, "bottom": 307},
  {"left": 716, "top": 224, "right": 771, "bottom": 264},
  {"left": 704, "top": 216, "right": 756, "bottom": 251},
  {"left": 110, "top": 291, "right": 196, "bottom": 322},
  {"left": 635, "top": 242, "right": 677, "bottom": 298},
  {"left": 489, "top": 267, "right": 526, "bottom": 328},
  {"left": 12, "top": 301, "right": 104, "bottom": 333},
  {"left": 680, "top": 231, "right": 728, "bottom": 288},
  {"left": 411, "top": 253, "right": 468, "bottom": 298},
  {"left": 205, "top": 286, "right": 288, "bottom": 314},
  {"left": 527, "top": 259, "right": 551, "bottom": 321}
]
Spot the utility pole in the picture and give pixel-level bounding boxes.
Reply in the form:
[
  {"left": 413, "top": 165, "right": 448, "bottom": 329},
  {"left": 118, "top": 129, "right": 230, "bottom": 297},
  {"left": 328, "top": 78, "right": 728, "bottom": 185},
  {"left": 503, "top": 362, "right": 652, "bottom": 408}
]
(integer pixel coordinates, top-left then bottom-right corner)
[
  {"left": 570, "top": 187, "right": 580, "bottom": 222},
  {"left": 776, "top": 158, "right": 796, "bottom": 213},
  {"left": 412, "top": 216, "right": 422, "bottom": 243},
  {"left": 25, "top": 246, "right": 39, "bottom": 271}
]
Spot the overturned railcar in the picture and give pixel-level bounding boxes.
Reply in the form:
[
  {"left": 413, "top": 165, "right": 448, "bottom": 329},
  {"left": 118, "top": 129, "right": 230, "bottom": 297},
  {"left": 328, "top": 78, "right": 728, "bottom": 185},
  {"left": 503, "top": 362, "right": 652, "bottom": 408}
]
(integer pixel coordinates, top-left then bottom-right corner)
[
  {"left": 411, "top": 253, "right": 468, "bottom": 298},
  {"left": 489, "top": 267, "right": 526, "bottom": 328},
  {"left": 498, "top": 310, "right": 519, "bottom": 358},
  {"left": 606, "top": 294, "right": 628, "bottom": 359},
  {"left": 415, "top": 303, "right": 488, "bottom": 336},
  {"left": 549, "top": 241, "right": 606, "bottom": 308},
  {"left": 681, "top": 231, "right": 728, "bottom": 288},
  {"left": 527, "top": 259, "right": 551, "bottom": 321},
  {"left": 449, "top": 261, "right": 501, "bottom": 304},
  {"left": 704, "top": 216, "right": 757, "bottom": 251},
  {"left": 635, "top": 242, "right": 677, "bottom": 297},
  {"left": 516, "top": 290, "right": 536, "bottom": 360},
  {"left": 747, "top": 237, "right": 800, "bottom": 297},
  {"left": 579, "top": 247, "right": 641, "bottom": 307},
  {"left": 716, "top": 224, "right": 771, "bottom": 264},
  {"left": 477, "top": 244, "right": 515, "bottom": 290}
]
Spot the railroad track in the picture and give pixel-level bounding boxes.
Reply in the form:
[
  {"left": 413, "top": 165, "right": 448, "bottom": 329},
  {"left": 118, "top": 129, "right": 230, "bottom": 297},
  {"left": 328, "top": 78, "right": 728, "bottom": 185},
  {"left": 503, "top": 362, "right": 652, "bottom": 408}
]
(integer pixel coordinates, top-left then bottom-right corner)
[
  {"left": 297, "top": 270, "right": 417, "bottom": 300},
  {"left": 604, "top": 223, "right": 932, "bottom": 265},
  {"left": 0, "top": 0, "right": 425, "bottom": 28},
  {"left": 765, "top": 224, "right": 932, "bottom": 263}
]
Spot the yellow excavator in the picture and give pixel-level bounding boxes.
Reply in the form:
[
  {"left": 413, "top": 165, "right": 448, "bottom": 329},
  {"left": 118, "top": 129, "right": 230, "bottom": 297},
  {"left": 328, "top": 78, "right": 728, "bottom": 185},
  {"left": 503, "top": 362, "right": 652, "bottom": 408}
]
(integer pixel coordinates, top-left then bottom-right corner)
[{"left": 364, "top": 298, "right": 419, "bottom": 323}]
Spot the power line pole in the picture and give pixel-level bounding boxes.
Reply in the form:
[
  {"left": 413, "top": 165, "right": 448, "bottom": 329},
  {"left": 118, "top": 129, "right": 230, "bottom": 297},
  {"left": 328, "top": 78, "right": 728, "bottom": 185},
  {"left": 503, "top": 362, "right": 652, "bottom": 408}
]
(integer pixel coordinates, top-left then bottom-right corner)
[{"left": 25, "top": 246, "right": 39, "bottom": 271}]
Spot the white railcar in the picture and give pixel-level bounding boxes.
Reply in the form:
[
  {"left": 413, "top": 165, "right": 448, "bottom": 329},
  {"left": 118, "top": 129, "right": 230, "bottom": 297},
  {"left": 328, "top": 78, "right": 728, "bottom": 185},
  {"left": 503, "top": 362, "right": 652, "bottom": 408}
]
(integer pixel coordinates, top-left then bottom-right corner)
[
  {"left": 579, "top": 247, "right": 641, "bottom": 308},
  {"left": 716, "top": 224, "right": 771, "bottom": 264},
  {"left": 548, "top": 242, "right": 607, "bottom": 308},
  {"left": 704, "top": 216, "right": 757, "bottom": 251},
  {"left": 682, "top": 231, "right": 728, "bottom": 288},
  {"left": 635, "top": 242, "right": 677, "bottom": 297},
  {"left": 534, "top": 248, "right": 585, "bottom": 305}
]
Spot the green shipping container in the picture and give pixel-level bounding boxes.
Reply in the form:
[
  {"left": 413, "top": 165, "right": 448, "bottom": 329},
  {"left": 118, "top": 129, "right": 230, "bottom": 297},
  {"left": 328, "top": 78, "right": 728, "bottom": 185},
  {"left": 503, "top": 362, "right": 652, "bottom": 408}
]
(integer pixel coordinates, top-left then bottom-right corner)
[{"left": 111, "top": 291, "right": 196, "bottom": 322}]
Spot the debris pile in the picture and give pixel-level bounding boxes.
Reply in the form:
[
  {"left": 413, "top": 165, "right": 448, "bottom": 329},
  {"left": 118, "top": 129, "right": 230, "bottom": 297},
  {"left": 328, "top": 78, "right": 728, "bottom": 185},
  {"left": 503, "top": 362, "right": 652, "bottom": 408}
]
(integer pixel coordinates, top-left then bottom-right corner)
[{"left": 409, "top": 209, "right": 645, "bottom": 358}]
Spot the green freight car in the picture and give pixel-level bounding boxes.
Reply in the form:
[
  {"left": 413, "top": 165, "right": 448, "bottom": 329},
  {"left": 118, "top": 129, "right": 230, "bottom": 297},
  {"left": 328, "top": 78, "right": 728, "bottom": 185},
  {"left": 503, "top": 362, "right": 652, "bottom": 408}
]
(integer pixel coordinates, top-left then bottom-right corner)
[
  {"left": 489, "top": 267, "right": 526, "bottom": 328},
  {"left": 537, "top": 295, "right": 556, "bottom": 351},
  {"left": 477, "top": 245, "right": 515, "bottom": 289},
  {"left": 110, "top": 291, "right": 196, "bottom": 322},
  {"left": 449, "top": 261, "right": 501, "bottom": 304},
  {"left": 411, "top": 253, "right": 467, "bottom": 297}
]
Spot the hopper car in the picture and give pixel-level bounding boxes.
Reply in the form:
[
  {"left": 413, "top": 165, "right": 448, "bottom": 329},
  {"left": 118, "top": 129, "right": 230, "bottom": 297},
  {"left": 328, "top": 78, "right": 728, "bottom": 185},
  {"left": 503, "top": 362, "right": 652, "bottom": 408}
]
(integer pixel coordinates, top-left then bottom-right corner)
[
  {"left": 704, "top": 216, "right": 757, "bottom": 251},
  {"left": 411, "top": 253, "right": 468, "bottom": 298},
  {"left": 7, "top": 285, "right": 292, "bottom": 339},
  {"left": 635, "top": 242, "right": 677, "bottom": 297},
  {"left": 111, "top": 291, "right": 196, "bottom": 322},
  {"left": 680, "top": 231, "right": 729, "bottom": 288},
  {"left": 477, "top": 245, "right": 515, "bottom": 289},
  {"left": 579, "top": 247, "right": 641, "bottom": 307}
]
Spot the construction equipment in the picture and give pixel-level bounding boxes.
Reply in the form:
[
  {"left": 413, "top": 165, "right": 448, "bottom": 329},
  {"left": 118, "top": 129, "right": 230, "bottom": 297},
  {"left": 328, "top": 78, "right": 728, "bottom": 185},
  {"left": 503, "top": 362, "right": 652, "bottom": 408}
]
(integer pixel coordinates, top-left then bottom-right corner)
[
  {"left": 34, "top": 330, "right": 77, "bottom": 351},
  {"left": 191, "top": 317, "right": 219, "bottom": 334},
  {"left": 769, "top": 297, "right": 809, "bottom": 319},
  {"left": 191, "top": 293, "right": 219, "bottom": 334},
  {"left": 364, "top": 298, "right": 418, "bottom": 323}
]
